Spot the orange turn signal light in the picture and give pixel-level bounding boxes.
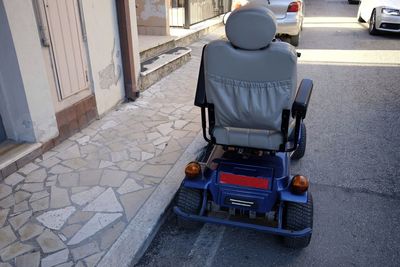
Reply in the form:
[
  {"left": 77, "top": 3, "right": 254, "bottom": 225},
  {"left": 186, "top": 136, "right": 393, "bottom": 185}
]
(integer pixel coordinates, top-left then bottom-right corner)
[
  {"left": 185, "top": 161, "right": 202, "bottom": 179},
  {"left": 291, "top": 175, "right": 309, "bottom": 194}
]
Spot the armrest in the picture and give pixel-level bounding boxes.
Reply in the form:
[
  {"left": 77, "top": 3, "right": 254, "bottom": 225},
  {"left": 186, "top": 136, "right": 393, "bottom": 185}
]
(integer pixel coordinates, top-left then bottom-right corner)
[
  {"left": 194, "top": 45, "right": 207, "bottom": 107},
  {"left": 292, "top": 79, "right": 313, "bottom": 119},
  {"left": 194, "top": 80, "right": 206, "bottom": 107}
]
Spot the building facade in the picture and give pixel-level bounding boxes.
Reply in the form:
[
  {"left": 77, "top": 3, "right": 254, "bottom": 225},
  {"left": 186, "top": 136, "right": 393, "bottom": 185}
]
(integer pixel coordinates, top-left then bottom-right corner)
[
  {"left": 0, "top": 0, "right": 228, "bottom": 176},
  {"left": 0, "top": 0, "right": 144, "bottom": 176}
]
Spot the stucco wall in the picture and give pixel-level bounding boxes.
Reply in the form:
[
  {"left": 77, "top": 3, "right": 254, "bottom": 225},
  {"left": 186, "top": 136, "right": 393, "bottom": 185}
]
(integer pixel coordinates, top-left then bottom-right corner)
[
  {"left": 0, "top": 0, "right": 58, "bottom": 143},
  {"left": 136, "top": 0, "right": 170, "bottom": 35},
  {"left": 82, "top": 0, "right": 125, "bottom": 116}
]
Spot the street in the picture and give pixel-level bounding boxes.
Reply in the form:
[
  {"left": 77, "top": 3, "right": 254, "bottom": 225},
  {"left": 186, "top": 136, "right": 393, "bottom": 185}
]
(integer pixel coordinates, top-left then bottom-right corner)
[{"left": 136, "top": 0, "right": 400, "bottom": 266}]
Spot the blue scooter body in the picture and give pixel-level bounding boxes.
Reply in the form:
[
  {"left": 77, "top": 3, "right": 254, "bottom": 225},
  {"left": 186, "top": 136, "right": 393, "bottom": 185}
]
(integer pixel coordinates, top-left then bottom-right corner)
[{"left": 174, "top": 147, "right": 310, "bottom": 238}]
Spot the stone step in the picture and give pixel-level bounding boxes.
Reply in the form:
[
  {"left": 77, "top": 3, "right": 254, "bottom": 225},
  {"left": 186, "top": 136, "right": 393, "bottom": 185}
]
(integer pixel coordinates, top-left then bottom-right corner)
[
  {"left": 139, "top": 38, "right": 176, "bottom": 63},
  {"left": 0, "top": 141, "right": 42, "bottom": 179},
  {"left": 138, "top": 16, "right": 222, "bottom": 91},
  {"left": 140, "top": 47, "right": 191, "bottom": 91},
  {"left": 0, "top": 140, "right": 19, "bottom": 156}
]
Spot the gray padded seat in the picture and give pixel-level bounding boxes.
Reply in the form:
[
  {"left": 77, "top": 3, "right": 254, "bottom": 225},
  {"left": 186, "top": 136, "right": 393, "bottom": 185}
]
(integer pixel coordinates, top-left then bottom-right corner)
[{"left": 204, "top": 3, "right": 298, "bottom": 150}]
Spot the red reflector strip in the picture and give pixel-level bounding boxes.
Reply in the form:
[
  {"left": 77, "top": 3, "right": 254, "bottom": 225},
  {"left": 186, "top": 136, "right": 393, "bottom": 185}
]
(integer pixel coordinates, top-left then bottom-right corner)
[{"left": 220, "top": 173, "right": 269, "bottom": 189}]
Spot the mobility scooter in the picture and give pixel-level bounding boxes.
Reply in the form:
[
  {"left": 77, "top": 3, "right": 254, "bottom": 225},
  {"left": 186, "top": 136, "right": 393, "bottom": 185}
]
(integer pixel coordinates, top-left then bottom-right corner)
[{"left": 174, "top": 3, "right": 314, "bottom": 248}]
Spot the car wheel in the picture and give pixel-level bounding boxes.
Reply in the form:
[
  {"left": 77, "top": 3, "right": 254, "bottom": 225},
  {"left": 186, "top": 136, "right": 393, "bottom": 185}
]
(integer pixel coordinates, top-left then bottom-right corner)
[
  {"left": 176, "top": 187, "right": 203, "bottom": 229},
  {"left": 289, "top": 34, "right": 300, "bottom": 47},
  {"left": 369, "top": 9, "right": 379, "bottom": 35},
  {"left": 282, "top": 193, "right": 313, "bottom": 249}
]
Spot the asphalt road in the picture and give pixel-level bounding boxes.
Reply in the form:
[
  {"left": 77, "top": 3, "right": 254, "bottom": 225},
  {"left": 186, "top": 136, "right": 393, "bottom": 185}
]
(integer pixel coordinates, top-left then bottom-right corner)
[{"left": 135, "top": 0, "right": 400, "bottom": 266}]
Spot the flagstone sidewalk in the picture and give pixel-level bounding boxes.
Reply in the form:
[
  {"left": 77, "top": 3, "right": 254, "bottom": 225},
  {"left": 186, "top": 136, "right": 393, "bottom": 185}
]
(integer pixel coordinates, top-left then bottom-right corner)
[{"left": 0, "top": 26, "right": 225, "bottom": 267}]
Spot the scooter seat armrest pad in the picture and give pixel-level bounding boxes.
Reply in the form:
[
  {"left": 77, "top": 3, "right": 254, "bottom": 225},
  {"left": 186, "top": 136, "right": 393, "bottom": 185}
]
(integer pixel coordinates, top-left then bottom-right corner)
[
  {"left": 194, "top": 45, "right": 207, "bottom": 107},
  {"left": 194, "top": 82, "right": 206, "bottom": 107},
  {"left": 292, "top": 79, "right": 313, "bottom": 119}
]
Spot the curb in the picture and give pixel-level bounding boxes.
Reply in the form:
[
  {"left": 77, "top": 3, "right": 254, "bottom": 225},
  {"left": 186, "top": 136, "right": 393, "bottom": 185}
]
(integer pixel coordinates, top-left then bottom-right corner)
[{"left": 97, "top": 131, "right": 206, "bottom": 267}]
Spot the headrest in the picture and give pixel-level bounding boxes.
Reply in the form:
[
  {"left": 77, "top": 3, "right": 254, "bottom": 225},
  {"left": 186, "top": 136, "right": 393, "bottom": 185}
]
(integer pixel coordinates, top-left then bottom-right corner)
[{"left": 225, "top": 3, "right": 277, "bottom": 50}]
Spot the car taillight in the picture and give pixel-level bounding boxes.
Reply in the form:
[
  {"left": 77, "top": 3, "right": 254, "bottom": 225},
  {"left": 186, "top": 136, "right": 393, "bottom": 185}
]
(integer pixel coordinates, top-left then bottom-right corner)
[{"left": 287, "top": 1, "right": 301, "bottom": 12}]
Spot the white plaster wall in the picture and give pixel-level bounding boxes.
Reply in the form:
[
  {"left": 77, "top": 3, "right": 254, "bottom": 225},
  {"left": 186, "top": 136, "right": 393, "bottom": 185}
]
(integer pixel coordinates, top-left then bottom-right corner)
[
  {"left": 0, "top": 0, "right": 58, "bottom": 143},
  {"left": 82, "top": 0, "right": 125, "bottom": 116}
]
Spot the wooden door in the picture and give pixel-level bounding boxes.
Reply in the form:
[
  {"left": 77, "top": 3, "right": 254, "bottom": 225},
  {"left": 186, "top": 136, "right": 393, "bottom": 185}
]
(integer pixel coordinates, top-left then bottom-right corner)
[{"left": 43, "top": 0, "right": 89, "bottom": 99}]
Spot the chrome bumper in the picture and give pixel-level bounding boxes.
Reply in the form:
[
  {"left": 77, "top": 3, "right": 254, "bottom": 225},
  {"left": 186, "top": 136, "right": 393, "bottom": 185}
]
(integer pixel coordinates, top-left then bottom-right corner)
[{"left": 276, "top": 13, "right": 303, "bottom": 36}]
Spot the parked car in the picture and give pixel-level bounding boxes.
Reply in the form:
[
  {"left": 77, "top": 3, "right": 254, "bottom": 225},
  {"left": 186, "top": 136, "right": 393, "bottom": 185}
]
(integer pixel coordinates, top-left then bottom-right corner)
[
  {"left": 357, "top": 0, "right": 400, "bottom": 35},
  {"left": 223, "top": 0, "right": 305, "bottom": 46}
]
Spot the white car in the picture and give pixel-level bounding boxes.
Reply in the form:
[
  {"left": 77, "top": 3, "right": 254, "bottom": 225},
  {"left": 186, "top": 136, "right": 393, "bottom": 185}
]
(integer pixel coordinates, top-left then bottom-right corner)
[
  {"left": 224, "top": 0, "right": 305, "bottom": 46},
  {"left": 357, "top": 0, "right": 400, "bottom": 35}
]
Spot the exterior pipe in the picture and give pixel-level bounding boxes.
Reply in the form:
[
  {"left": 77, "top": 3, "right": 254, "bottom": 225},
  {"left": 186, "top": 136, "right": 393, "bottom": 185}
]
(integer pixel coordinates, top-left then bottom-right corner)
[{"left": 115, "top": 0, "right": 139, "bottom": 101}]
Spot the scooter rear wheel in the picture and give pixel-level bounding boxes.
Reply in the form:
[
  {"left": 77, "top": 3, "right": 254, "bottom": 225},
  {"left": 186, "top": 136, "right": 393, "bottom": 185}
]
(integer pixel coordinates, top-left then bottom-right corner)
[
  {"left": 176, "top": 187, "right": 203, "bottom": 229},
  {"left": 282, "top": 192, "right": 313, "bottom": 248}
]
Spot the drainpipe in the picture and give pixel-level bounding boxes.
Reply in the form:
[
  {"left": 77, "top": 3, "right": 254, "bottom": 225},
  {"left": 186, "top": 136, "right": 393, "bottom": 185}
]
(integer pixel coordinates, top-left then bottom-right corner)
[
  {"left": 184, "top": 0, "right": 190, "bottom": 29},
  {"left": 183, "top": 0, "right": 191, "bottom": 29},
  {"left": 115, "top": 0, "right": 139, "bottom": 101}
]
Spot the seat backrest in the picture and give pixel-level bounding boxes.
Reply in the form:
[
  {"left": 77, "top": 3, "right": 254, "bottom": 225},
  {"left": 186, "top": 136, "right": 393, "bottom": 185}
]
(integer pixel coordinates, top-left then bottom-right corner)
[{"left": 204, "top": 3, "right": 298, "bottom": 132}]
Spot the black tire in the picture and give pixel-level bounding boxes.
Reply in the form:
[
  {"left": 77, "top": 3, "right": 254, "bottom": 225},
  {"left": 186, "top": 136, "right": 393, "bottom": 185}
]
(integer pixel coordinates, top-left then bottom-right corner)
[
  {"left": 357, "top": 9, "right": 365, "bottom": 23},
  {"left": 369, "top": 9, "right": 379, "bottom": 35},
  {"left": 348, "top": 0, "right": 358, "bottom": 4},
  {"left": 176, "top": 187, "right": 203, "bottom": 229},
  {"left": 289, "top": 34, "right": 299, "bottom": 47},
  {"left": 291, "top": 123, "right": 306, "bottom": 160},
  {"left": 283, "top": 193, "right": 313, "bottom": 249}
]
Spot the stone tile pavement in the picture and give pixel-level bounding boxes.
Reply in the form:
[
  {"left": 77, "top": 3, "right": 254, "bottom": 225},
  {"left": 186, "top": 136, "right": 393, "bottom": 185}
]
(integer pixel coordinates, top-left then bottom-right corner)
[{"left": 0, "top": 26, "right": 225, "bottom": 267}]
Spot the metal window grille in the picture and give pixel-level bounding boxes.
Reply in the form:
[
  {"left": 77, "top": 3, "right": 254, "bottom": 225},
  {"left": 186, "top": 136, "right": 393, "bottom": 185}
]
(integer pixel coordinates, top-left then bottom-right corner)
[{"left": 170, "top": 0, "right": 231, "bottom": 28}]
